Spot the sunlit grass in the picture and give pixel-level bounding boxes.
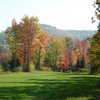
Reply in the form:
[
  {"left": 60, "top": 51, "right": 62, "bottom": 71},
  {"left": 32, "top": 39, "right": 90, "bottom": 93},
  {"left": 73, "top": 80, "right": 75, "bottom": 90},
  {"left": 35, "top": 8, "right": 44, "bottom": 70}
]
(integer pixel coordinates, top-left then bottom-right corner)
[{"left": 0, "top": 72, "right": 100, "bottom": 100}]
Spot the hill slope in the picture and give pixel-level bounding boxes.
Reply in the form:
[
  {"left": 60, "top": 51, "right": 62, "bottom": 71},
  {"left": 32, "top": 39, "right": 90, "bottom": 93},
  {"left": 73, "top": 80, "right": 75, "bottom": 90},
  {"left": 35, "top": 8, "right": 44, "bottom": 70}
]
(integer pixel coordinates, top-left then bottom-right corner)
[
  {"left": 0, "top": 32, "right": 6, "bottom": 44},
  {"left": 40, "top": 24, "right": 96, "bottom": 40},
  {"left": 0, "top": 25, "right": 96, "bottom": 40}
]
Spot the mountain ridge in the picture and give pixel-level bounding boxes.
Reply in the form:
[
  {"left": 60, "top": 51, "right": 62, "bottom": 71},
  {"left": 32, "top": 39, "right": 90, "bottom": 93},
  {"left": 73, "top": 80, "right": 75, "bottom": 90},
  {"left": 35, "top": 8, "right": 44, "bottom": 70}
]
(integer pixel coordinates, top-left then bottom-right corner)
[
  {"left": 0, "top": 24, "right": 96, "bottom": 41},
  {"left": 40, "top": 24, "right": 96, "bottom": 40}
]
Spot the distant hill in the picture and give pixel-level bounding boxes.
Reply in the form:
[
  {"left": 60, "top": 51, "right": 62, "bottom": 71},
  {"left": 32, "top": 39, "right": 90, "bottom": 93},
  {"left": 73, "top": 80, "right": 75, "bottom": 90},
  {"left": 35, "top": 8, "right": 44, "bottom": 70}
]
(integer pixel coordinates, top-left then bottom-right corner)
[
  {"left": 0, "top": 32, "right": 7, "bottom": 48},
  {"left": 0, "top": 32, "right": 6, "bottom": 44},
  {"left": 0, "top": 25, "right": 96, "bottom": 41},
  {"left": 40, "top": 24, "right": 96, "bottom": 40}
]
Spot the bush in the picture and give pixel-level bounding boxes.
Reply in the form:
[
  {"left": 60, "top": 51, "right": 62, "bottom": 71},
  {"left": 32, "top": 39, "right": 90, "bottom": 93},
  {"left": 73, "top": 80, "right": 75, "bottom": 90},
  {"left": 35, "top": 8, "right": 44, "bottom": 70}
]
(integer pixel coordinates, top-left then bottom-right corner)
[
  {"left": 41, "top": 66, "right": 52, "bottom": 71},
  {"left": 1, "top": 57, "right": 21, "bottom": 72}
]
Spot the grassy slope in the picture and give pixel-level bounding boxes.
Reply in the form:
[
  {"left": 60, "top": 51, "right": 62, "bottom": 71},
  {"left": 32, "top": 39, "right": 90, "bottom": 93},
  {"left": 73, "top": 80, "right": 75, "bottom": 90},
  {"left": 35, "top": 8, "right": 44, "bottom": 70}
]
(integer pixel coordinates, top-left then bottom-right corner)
[{"left": 0, "top": 72, "right": 100, "bottom": 100}]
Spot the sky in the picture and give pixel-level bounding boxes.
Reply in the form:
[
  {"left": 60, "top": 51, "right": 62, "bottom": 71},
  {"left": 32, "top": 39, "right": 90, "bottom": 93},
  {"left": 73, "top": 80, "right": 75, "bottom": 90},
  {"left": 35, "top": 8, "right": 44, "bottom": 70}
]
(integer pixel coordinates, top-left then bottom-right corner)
[{"left": 0, "top": 0, "right": 97, "bottom": 31}]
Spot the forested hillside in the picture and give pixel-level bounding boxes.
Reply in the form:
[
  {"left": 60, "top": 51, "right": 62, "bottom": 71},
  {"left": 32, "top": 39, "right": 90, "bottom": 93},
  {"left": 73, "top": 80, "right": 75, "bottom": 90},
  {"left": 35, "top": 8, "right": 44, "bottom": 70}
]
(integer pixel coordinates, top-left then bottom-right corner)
[
  {"left": 0, "top": 24, "right": 95, "bottom": 42},
  {"left": 0, "top": 32, "right": 5, "bottom": 43},
  {"left": 40, "top": 24, "right": 95, "bottom": 40}
]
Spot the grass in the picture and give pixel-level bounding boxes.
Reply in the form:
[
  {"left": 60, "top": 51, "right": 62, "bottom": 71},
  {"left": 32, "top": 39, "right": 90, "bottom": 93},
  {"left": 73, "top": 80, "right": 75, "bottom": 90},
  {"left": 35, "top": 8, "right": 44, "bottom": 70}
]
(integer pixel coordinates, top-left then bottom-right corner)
[{"left": 0, "top": 72, "right": 100, "bottom": 100}]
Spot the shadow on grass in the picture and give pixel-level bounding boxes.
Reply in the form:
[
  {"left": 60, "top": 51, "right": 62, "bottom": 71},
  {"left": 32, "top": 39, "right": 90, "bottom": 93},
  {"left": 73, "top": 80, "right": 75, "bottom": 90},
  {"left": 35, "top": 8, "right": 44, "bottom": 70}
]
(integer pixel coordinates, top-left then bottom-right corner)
[{"left": 0, "top": 76, "right": 100, "bottom": 100}]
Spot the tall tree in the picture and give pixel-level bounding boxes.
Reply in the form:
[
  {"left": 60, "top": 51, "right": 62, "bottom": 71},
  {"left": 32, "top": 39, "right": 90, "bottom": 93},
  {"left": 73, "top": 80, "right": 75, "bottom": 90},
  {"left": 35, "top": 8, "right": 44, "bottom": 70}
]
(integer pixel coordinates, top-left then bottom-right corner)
[
  {"left": 89, "top": 32, "right": 100, "bottom": 73},
  {"left": 64, "top": 37, "right": 74, "bottom": 69},
  {"left": 5, "top": 19, "right": 20, "bottom": 71},
  {"left": 17, "top": 16, "right": 41, "bottom": 72},
  {"left": 5, "top": 16, "right": 41, "bottom": 72},
  {"left": 32, "top": 31, "right": 50, "bottom": 70},
  {"left": 44, "top": 37, "right": 63, "bottom": 71},
  {"left": 89, "top": 1, "right": 100, "bottom": 74}
]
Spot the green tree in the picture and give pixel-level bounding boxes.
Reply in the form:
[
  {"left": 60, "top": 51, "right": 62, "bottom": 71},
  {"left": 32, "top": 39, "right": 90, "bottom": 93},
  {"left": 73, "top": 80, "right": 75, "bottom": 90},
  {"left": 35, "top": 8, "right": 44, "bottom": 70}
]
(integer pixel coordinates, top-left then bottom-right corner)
[
  {"left": 64, "top": 37, "right": 74, "bottom": 69},
  {"left": 33, "top": 47, "right": 42, "bottom": 70},
  {"left": 44, "top": 38, "right": 62, "bottom": 71},
  {"left": 5, "top": 19, "right": 20, "bottom": 71},
  {"left": 89, "top": 1, "right": 100, "bottom": 74},
  {"left": 64, "top": 37, "right": 74, "bottom": 51},
  {"left": 89, "top": 31, "right": 100, "bottom": 74}
]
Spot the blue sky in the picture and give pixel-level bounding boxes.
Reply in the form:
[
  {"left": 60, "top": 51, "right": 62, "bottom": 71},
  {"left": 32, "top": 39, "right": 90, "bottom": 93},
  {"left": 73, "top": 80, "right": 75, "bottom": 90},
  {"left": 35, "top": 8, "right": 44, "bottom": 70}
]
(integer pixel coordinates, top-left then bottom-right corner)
[{"left": 0, "top": 0, "right": 97, "bottom": 31}]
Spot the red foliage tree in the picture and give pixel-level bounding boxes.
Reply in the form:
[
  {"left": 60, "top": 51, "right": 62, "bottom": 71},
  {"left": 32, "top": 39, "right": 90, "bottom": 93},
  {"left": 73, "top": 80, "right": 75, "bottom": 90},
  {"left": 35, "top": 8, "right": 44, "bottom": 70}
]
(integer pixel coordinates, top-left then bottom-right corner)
[{"left": 13, "top": 16, "right": 41, "bottom": 72}]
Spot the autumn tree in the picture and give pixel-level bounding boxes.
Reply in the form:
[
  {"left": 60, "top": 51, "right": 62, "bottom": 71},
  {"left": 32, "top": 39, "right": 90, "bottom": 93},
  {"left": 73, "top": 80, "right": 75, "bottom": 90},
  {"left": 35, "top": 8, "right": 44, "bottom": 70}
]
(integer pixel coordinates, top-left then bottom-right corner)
[
  {"left": 89, "top": 32, "right": 100, "bottom": 73},
  {"left": 5, "top": 16, "right": 41, "bottom": 72},
  {"left": 5, "top": 19, "right": 20, "bottom": 71},
  {"left": 69, "top": 40, "right": 90, "bottom": 71},
  {"left": 5, "top": 19, "right": 18, "bottom": 56},
  {"left": 59, "top": 48, "right": 70, "bottom": 72},
  {"left": 32, "top": 31, "right": 50, "bottom": 70},
  {"left": 44, "top": 37, "right": 63, "bottom": 71},
  {"left": 89, "top": 1, "right": 100, "bottom": 74},
  {"left": 63, "top": 37, "right": 74, "bottom": 71},
  {"left": 17, "top": 16, "right": 42, "bottom": 72}
]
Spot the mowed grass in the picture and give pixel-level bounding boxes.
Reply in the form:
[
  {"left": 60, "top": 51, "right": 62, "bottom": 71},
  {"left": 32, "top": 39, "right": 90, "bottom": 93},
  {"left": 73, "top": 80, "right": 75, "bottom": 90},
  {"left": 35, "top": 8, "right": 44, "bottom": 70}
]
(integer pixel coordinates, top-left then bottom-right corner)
[{"left": 0, "top": 72, "right": 100, "bottom": 100}]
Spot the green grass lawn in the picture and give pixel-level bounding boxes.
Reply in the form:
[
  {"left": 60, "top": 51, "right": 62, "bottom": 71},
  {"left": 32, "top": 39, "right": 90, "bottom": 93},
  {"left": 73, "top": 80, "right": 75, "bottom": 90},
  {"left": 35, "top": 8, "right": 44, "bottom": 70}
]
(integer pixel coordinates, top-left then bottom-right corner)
[{"left": 0, "top": 72, "right": 100, "bottom": 100}]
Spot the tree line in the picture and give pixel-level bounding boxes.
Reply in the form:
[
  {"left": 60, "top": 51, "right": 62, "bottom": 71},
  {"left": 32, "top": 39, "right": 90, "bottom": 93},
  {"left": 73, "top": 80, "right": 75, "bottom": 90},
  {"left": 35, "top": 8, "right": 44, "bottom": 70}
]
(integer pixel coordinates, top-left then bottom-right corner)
[{"left": 0, "top": 16, "right": 99, "bottom": 74}]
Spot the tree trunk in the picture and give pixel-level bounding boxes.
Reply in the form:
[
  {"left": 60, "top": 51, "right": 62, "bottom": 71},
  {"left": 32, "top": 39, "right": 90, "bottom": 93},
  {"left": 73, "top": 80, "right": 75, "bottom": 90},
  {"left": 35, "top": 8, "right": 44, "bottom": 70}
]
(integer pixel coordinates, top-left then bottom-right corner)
[{"left": 22, "top": 41, "right": 30, "bottom": 72}]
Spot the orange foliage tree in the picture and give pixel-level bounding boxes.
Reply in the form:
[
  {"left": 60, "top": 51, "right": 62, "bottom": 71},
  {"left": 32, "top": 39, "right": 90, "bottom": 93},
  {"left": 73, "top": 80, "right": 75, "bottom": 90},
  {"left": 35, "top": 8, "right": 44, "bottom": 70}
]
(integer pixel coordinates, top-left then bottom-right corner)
[
  {"left": 32, "top": 31, "right": 50, "bottom": 70},
  {"left": 17, "top": 16, "right": 41, "bottom": 72},
  {"left": 6, "top": 16, "right": 42, "bottom": 72}
]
